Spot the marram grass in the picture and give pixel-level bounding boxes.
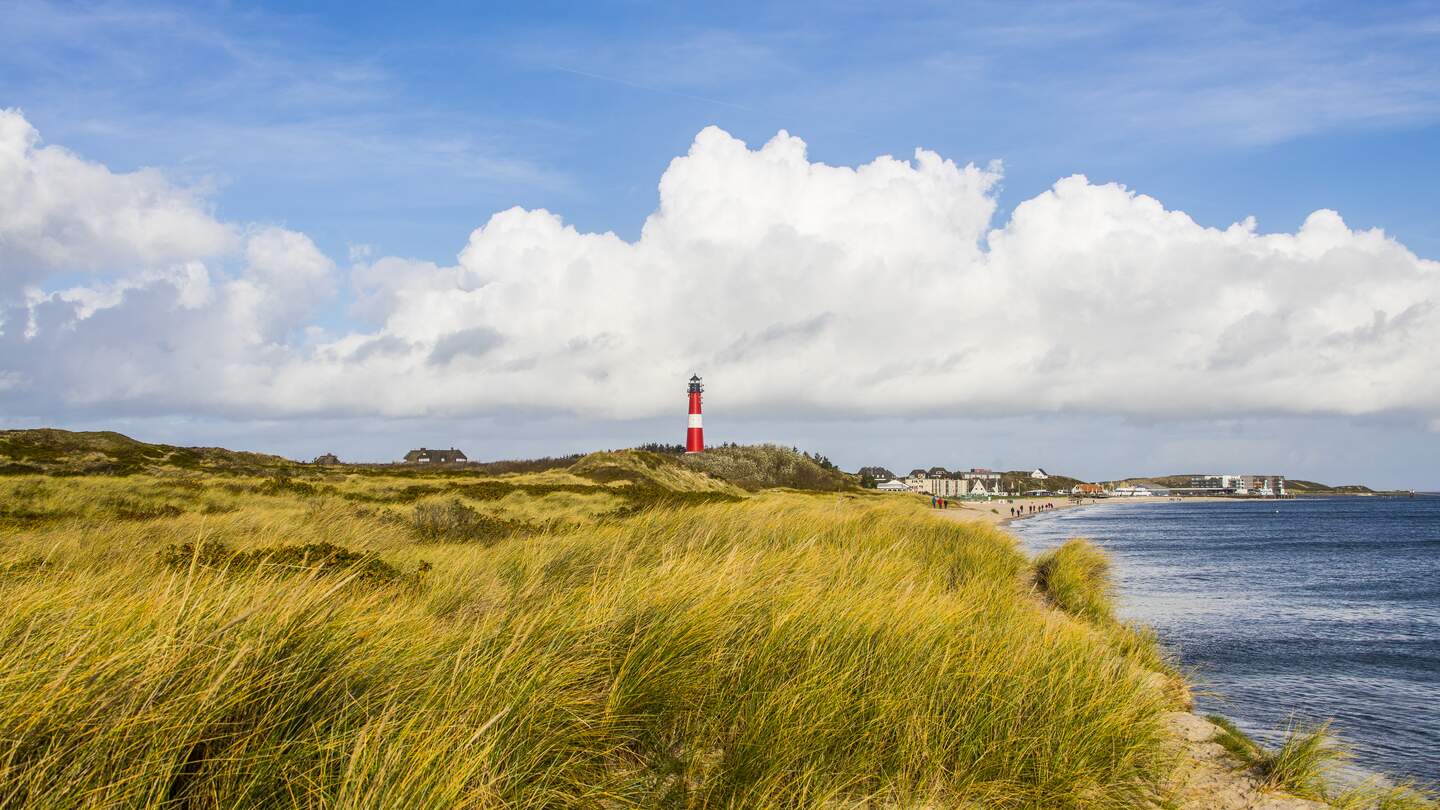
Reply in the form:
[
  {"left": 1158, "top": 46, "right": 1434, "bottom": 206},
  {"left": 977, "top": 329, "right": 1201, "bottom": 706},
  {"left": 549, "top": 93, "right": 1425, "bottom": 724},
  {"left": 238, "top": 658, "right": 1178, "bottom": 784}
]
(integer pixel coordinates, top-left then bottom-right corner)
[
  {"left": 1205, "top": 712, "right": 1386, "bottom": 804},
  {"left": 0, "top": 473, "right": 1179, "bottom": 807},
  {"left": 1034, "top": 538, "right": 1115, "bottom": 624}
]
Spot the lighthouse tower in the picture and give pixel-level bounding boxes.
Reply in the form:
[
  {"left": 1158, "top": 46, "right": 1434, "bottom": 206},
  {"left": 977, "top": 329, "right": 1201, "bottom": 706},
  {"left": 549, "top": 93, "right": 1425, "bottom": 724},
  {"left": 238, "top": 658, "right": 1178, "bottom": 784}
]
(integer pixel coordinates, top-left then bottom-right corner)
[{"left": 685, "top": 374, "right": 704, "bottom": 453}]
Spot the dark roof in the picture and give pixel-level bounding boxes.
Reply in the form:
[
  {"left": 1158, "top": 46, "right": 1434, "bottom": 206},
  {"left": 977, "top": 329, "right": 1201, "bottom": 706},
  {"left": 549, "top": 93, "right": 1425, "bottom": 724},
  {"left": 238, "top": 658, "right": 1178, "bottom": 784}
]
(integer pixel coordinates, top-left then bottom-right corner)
[{"left": 403, "top": 447, "right": 469, "bottom": 463}]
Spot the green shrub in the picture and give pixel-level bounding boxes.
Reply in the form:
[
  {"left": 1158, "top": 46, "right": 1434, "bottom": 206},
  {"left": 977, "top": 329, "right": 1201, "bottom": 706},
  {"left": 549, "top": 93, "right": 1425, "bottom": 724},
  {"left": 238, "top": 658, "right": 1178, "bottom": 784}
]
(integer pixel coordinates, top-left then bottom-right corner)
[
  {"left": 108, "top": 498, "right": 184, "bottom": 521},
  {"left": 159, "top": 540, "right": 421, "bottom": 585},
  {"left": 411, "top": 499, "right": 521, "bottom": 544},
  {"left": 257, "top": 476, "right": 318, "bottom": 497},
  {"left": 680, "top": 444, "right": 856, "bottom": 491}
]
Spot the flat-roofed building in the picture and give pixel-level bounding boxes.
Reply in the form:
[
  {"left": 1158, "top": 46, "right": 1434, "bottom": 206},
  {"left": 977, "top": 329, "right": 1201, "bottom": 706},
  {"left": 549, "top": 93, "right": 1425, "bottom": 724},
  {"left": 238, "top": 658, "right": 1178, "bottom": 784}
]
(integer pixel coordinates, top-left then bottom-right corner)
[
  {"left": 1242, "top": 475, "right": 1286, "bottom": 496},
  {"left": 1188, "top": 474, "right": 1244, "bottom": 492},
  {"left": 1179, "top": 474, "right": 1285, "bottom": 496},
  {"left": 922, "top": 477, "right": 969, "bottom": 497}
]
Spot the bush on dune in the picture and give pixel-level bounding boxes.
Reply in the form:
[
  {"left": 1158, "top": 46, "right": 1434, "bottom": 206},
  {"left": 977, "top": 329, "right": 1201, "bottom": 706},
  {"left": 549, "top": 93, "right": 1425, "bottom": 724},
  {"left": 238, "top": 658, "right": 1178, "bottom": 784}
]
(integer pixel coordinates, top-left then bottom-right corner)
[
  {"left": 679, "top": 443, "right": 856, "bottom": 491},
  {"left": 159, "top": 539, "right": 428, "bottom": 585},
  {"left": 411, "top": 498, "right": 524, "bottom": 544}
]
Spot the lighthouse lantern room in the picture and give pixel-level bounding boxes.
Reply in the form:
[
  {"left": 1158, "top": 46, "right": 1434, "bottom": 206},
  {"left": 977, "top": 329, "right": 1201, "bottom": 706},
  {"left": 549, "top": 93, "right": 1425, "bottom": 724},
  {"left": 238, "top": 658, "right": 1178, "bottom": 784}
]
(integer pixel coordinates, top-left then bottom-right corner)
[{"left": 686, "top": 374, "right": 704, "bottom": 454}]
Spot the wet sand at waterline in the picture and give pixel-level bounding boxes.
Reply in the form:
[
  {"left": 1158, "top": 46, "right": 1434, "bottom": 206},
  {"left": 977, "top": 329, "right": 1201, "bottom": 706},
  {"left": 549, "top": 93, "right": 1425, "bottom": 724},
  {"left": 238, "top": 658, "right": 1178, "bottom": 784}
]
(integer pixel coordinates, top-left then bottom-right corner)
[{"left": 929, "top": 495, "right": 1240, "bottom": 527}]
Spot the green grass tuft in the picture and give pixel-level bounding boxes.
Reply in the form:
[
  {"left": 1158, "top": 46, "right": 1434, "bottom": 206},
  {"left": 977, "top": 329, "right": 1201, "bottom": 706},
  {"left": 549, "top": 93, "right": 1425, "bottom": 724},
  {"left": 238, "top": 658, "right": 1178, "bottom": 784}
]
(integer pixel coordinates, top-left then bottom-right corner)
[
  {"left": 1333, "top": 780, "right": 1440, "bottom": 810},
  {"left": 1206, "top": 713, "right": 1265, "bottom": 763},
  {"left": 1034, "top": 538, "right": 1115, "bottom": 623},
  {"left": 1265, "top": 721, "right": 1349, "bottom": 800},
  {"left": 1205, "top": 714, "right": 1350, "bottom": 801}
]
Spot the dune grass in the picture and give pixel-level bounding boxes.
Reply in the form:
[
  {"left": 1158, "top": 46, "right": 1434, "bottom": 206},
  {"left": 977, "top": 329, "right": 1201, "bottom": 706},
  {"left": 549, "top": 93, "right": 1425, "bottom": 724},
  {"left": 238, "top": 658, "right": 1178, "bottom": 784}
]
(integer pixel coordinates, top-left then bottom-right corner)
[
  {"left": 1205, "top": 713, "right": 1353, "bottom": 801},
  {"left": 1031, "top": 539, "right": 1190, "bottom": 709},
  {"left": 1034, "top": 538, "right": 1116, "bottom": 624},
  {"left": 1333, "top": 780, "right": 1440, "bottom": 810},
  {"left": 0, "top": 468, "right": 1187, "bottom": 807}
]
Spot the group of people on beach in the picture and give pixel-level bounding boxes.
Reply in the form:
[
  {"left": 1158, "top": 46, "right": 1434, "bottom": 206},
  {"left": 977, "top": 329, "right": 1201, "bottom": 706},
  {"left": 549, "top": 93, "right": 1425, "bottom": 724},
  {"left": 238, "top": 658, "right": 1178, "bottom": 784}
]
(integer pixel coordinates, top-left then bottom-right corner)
[
  {"left": 1010, "top": 503, "right": 1055, "bottom": 518},
  {"left": 926, "top": 498, "right": 1058, "bottom": 518}
]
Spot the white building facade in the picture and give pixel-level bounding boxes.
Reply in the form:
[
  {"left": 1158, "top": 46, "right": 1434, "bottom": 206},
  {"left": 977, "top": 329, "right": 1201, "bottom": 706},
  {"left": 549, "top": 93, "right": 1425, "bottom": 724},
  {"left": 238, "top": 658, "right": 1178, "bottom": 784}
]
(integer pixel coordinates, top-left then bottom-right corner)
[
  {"left": 1113, "top": 485, "right": 1156, "bottom": 497},
  {"left": 916, "top": 469, "right": 1004, "bottom": 498}
]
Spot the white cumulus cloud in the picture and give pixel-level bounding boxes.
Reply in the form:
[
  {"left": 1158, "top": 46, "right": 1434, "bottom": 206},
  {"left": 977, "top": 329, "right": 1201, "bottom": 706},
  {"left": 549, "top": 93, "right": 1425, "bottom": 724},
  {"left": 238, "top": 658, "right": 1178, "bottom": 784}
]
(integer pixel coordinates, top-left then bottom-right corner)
[
  {"left": 1, "top": 110, "right": 1437, "bottom": 426},
  {"left": 0, "top": 109, "right": 235, "bottom": 298}
]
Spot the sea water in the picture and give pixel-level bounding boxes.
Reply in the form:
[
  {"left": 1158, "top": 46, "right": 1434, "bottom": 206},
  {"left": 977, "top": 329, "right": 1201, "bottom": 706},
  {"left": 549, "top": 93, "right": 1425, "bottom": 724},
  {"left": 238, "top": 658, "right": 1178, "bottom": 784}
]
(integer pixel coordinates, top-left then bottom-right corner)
[{"left": 1010, "top": 495, "right": 1440, "bottom": 785}]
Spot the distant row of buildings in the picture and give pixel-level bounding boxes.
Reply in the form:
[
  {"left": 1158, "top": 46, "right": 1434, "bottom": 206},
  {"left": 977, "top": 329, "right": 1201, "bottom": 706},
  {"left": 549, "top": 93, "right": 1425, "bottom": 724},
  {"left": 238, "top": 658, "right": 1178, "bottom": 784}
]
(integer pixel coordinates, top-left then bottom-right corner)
[
  {"left": 874, "top": 467, "right": 1050, "bottom": 498},
  {"left": 1175, "top": 474, "right": 1286, "bottom": 497},
  {"left": 1100, "top": 475, "right": 1286, "bottom": 497},
  {"left": 872, "top": 468, "right": 1287, "bottom": 499}
]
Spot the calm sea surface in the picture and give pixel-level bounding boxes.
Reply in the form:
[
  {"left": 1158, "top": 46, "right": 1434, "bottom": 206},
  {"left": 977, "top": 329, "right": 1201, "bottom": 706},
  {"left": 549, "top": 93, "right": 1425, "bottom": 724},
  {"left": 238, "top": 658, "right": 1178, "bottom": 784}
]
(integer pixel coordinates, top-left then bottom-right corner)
[{"left": 1010, "top": 495, "right": 1440, "bottom": 785}]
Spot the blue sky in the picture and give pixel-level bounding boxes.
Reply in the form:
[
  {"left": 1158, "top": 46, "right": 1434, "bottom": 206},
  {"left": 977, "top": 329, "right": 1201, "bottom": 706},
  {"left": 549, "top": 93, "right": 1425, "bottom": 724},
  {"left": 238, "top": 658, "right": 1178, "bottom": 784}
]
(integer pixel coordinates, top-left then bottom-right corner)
[
  {"left": 8, "top": 0, "right": 1438, "bottom": 261},
  {"left": 3, "top": 0, "right": 1440, "bottom": 486}
]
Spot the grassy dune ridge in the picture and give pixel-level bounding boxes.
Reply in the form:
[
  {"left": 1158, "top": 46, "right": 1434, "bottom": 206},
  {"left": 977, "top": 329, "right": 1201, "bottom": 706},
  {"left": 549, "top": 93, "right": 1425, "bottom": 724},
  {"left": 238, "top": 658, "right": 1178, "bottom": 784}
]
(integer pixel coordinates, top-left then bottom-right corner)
[{"left": 0, "top": 447, "right": 1193, "bottom": 808}]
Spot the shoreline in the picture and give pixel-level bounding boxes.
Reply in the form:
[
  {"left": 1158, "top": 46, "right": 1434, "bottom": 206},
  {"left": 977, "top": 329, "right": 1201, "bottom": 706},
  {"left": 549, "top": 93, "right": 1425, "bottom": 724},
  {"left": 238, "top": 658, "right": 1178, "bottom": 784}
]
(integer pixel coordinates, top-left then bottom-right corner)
[
  {"left": 982, "top": 493, "right": 1431, "bottom": 807},
  {"left": 941, "top": 495, "right": 1349, "bottom": 809},
  {"left": 930, "top": 494, "right": 1241, "bottom": 528}
]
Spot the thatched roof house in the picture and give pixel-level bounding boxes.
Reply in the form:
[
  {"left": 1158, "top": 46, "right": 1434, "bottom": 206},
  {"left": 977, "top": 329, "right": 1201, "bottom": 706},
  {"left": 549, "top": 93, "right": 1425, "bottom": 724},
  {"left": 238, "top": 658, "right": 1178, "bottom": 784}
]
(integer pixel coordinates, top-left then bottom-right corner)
[{"left": 403, "top": 447, "right": 468, "bottom": 464}]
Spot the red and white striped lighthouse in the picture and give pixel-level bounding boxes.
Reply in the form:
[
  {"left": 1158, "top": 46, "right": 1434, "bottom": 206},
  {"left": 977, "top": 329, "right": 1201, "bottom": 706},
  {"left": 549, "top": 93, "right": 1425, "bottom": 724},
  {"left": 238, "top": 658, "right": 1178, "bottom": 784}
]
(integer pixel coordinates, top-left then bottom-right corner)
[{"left": 685, "top": 374, "right": 704, "bottom": 453}]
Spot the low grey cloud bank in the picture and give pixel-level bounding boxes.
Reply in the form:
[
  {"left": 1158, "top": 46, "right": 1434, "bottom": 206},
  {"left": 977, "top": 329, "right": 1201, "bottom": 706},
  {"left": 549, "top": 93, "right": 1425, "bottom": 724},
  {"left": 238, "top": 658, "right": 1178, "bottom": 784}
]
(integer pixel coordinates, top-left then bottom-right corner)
[{"left": 1, "top": 109, "right": 1437, "bottom": 427}]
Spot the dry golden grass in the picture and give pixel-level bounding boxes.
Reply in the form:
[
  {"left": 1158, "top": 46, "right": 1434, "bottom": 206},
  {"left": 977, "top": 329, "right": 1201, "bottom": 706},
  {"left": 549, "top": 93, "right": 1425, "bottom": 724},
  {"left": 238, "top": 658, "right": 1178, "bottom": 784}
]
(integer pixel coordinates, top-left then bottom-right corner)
[{"left": 0, "top": 466, "right": 1185, "bottom": 807}]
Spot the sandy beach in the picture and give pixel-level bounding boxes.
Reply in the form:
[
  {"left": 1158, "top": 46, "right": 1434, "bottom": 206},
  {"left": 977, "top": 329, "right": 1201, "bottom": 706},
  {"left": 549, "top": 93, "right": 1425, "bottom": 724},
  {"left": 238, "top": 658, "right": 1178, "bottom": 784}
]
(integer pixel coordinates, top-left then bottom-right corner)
[{"left": 931, "top": 495, "right": 1239, "bottom": 527}]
